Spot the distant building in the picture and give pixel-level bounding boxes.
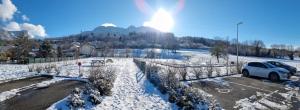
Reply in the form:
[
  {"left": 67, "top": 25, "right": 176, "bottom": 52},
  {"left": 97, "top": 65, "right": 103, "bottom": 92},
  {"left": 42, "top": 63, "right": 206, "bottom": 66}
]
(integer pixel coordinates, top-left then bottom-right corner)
[{"left": 80, "top": 42, "right": 95, "bottom": 56}]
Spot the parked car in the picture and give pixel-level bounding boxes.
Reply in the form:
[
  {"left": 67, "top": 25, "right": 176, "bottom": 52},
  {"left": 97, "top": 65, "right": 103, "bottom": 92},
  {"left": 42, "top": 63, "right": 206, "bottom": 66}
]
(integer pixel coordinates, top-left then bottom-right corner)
[
  {"left": 242, "top": 62, "right": 291, "bottom": 81},
  {"left": 266, "top": 61, "right": 297, "bottom": 75}
]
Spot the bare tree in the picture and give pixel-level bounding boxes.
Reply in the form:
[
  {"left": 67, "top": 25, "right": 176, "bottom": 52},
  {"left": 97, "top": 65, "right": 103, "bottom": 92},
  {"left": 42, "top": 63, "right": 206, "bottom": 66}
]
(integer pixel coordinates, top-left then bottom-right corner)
[
  {"left": 271, "top": 44, "right": 280, "bottom": 58},
  {"left": 287, "top": 45, "right": 295, "bottom": 60},
  {"left": 10, "top": 32, "right": 34, "bottom": 64},
  {"left": 297, "top": 47, "right": 300, "bottom": 57},
  {"left": 210, "top": 43, "right": 227, "bottom": 63},
  {"left": 252, "top": 40, "right": 265, "bottom": 57}
]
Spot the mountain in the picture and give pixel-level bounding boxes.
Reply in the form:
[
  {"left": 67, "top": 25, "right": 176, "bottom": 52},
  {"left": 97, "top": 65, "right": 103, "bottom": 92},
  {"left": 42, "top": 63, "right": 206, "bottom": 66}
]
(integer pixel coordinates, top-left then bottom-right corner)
[
  {"left": 80, "top": 25, "right": 161, "bottom": 37},
  {"left": 0, "top": 29, "right": 14, "bottom": 40},
  {"left": 0, "top": 29, "right": 30, "bottom": 40}
]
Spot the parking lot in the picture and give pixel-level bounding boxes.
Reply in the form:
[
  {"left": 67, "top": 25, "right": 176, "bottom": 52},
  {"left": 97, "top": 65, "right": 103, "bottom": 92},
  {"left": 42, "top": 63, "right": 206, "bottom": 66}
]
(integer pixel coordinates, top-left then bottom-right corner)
[{"left": 192, "top": 75, "right": 300, "bottom": 110}]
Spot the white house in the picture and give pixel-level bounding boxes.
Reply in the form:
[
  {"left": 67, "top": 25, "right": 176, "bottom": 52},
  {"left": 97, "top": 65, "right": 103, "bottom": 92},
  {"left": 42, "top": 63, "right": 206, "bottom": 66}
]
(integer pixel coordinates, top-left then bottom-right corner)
[{"left": 80, "top": 43, "right": 95, "bottom": 56}]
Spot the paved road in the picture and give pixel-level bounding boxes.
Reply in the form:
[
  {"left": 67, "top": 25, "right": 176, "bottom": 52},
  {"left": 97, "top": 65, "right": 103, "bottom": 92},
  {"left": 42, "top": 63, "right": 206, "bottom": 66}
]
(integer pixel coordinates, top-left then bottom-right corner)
[
  {"left": 0, "top": 76, "right": 51, "bottom": 93},
  {"left": 192, "top": 76, "right": 300, "bottom": 110},
  {"left": 0, "top": 80, "right": 86, "bottom": 110}
]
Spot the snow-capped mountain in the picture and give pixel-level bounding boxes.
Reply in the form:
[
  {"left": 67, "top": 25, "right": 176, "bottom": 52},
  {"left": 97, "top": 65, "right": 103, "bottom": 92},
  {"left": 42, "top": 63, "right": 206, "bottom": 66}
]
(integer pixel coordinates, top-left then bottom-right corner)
[{"left": 80, "top": 25, "right": 160, "bottom": 37}]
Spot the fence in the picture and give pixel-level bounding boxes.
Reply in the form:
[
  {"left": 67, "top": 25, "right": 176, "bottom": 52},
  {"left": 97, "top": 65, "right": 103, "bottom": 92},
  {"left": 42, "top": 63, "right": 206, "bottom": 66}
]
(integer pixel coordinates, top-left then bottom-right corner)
[
  {"left": 28, "top": 57, "right": 76, "bottom": 64},
  {"left": 133, "top": 58, "right": 241, "bottom": 81}
]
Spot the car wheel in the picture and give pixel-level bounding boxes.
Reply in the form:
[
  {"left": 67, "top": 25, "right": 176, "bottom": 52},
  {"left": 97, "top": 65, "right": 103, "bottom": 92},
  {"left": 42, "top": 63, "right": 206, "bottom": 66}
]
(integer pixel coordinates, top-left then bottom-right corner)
[
  {"left": 242, "top": 70, "right": 249, "bottom": 77},
  {"left": 269, "top": 73, "right": 279, "bottom": 82}
]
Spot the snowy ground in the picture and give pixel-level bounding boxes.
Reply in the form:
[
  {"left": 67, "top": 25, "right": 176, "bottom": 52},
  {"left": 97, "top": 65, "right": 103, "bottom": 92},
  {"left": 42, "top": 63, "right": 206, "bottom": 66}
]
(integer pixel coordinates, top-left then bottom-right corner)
[
  {"left": 47, "top": 58, "right": 174, "bottom": 110},
  {"left": 0, "top": 64, "right": 34, "bottom": 83},
  {"left": 1, "top": 49, "right": 299, "bottom": 110},
  {"left": 178, "top": 49, "right": 300, "bottom": 70},
  {"left": 94, "top": 58, "right": 172, "bottom": 109}
]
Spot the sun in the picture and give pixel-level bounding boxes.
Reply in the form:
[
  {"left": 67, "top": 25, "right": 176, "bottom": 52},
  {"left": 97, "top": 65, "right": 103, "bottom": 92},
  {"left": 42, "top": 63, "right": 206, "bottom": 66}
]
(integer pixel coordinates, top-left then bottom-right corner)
[{"left": 143, "top": 8, "right": 175, "bottom": 32}]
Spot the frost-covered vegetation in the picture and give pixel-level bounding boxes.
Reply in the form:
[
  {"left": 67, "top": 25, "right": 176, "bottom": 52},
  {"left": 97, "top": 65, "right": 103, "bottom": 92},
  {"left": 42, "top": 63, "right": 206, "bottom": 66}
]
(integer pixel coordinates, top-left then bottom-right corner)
[
  {"left": 134, "top": 59, "right": 222, "bottom": 109},
  {"left": 88, "top": 66, "right": 117, "bottom": 96}
]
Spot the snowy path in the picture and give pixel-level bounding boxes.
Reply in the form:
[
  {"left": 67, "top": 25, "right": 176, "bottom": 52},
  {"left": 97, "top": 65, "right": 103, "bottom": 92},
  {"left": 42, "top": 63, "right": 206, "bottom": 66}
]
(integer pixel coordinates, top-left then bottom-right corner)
[{"left": 94, "top": 59, "right": 172, "bottom": 110}]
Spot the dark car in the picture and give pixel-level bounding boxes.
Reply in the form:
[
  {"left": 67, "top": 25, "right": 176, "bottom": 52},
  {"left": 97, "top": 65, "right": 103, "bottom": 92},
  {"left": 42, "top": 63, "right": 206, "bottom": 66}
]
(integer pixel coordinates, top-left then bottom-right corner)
[{"left": 267, "top": 61, "right": 297, "bottom": 75}]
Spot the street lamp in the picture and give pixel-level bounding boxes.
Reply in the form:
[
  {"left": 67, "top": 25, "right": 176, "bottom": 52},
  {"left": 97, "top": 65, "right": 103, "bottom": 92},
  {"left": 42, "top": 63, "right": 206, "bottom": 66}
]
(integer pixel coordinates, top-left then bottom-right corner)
[{"left": 236, "top": 22, "right": 243, "bottom": 72}]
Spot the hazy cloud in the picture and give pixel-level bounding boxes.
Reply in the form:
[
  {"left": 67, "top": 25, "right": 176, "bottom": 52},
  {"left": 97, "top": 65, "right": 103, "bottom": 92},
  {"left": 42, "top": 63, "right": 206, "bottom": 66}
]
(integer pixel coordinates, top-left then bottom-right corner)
[
  {"left": 0, "top": 0, "right": 17, "bottom": 21},
  {"left": 22, "top": 15, "right": 30, "bottom": 21}
]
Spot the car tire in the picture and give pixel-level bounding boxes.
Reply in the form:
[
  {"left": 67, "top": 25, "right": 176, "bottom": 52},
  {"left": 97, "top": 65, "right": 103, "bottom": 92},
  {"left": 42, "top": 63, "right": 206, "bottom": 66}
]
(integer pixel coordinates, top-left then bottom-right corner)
[
  {"left": 269, "top": 73, "right": 279, "bottom": 82},
  {"left": 242, "top": 70, "right": 249, "bottom": 77}
]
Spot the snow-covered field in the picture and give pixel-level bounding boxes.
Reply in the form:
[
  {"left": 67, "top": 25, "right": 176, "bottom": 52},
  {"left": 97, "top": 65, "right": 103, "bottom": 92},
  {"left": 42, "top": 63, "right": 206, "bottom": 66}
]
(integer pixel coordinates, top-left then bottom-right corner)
[
  {"left": 0, "top": 65, "right": 34, "bottom": 83},
  {"left": 178, "top": 49, "right": 300, "bottom": 70}
]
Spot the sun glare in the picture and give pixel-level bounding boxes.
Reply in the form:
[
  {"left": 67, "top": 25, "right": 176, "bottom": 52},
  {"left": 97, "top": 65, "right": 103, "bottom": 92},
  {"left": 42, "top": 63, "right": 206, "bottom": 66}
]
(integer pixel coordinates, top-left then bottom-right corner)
[{"left": 143, "top": 8, "right": 175, "bottom": 32}]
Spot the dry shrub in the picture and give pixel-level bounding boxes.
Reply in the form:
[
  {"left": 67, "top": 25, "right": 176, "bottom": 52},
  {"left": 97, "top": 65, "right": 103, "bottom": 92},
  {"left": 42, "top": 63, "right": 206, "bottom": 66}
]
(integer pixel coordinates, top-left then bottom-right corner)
[
  {"left": 237, "top": 61, "right": 246, "bottom": 74},
  {"left": 177, "top": 67, "right": 187, "bottom": 81},
  {"left": 44, "top": 65, "right": 52, "bottom": 73},
  {"left": 192, "top": 67, "right": 204, "bottom": 79},
  {"left": 215, "top": 67, "right": 221, "bottom": 77},
  {"left": 28, "top": 65, "right": 35, "bottom": 72},
  {"left": 54, "top": 66, "right": 61, "bottom": 75},
  {"left": 66, "top": 70, "right": 71, "bottom": 76},
  {"left": 230, "top": 61, "right": 246, "bottom": 74},
  {"left": 145, "top": 64, "right": 161, "bottom": 86},
  {"left": 88, "top": 66, "right": 117, "bottom": 96},
  {"left": 165, "top": 67, "right": 180, "bottom": 90},
  {"left": 35, "top": 66, "right": 43, "bottom": 73},
  {"left": 50, "top": 64, "right": 56, "bottom": 69},
  {"left": 205, "top": 61, "right": 214, "bottom": 78}
]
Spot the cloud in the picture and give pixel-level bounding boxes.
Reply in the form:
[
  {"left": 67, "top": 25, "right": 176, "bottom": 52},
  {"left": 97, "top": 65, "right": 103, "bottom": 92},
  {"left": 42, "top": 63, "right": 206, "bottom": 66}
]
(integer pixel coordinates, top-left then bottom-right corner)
[
  {"left": 0, "top": 0, "right": 17, "bottom": 21},
  {"left": 3, "top": 21, "right": 20, "bottom": 31},
  {"left": 21, "top": 23, "right": 47, "bottom": 37},
  {"left": 4, "top": 22, "right": 47, "bottom": 38},
  {"left": 0, "top": 0, "right": 47, "bottom": 38},
  {"left": 101, "top": 23, "right": 116, "bottom": 27},
  {"left": 22, "top": 15, "right": 30, "bottom": 21}
]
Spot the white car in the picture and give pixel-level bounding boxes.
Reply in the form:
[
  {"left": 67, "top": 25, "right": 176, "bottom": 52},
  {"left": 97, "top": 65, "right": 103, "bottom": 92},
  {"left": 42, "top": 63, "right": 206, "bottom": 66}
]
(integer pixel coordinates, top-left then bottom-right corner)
[{"left": 242, "top": 62, "right": 290, "bottom": 81}]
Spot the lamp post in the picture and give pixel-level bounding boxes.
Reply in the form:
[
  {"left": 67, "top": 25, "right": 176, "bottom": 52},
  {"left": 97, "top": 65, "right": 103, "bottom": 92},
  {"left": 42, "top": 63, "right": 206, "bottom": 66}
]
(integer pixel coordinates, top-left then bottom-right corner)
[{"left": 236, "top": 22, "right": 243, "bottom": 72}]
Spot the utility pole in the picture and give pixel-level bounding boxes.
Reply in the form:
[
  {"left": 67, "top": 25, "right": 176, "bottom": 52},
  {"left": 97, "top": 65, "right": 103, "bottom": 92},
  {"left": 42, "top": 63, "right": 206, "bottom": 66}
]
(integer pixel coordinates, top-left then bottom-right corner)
[{"left": 237, "top": 22, "right": 243, "bottom": 73}]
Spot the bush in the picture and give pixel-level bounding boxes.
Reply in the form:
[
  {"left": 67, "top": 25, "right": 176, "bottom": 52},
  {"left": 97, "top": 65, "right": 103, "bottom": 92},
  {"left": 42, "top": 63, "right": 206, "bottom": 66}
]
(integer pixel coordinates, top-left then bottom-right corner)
[
  {"left": 176, "top": 96, "right": 193, "bottom": 109},
  {"left": 165, "top": 68, "right": 180, "bottom": 90},
  {"left": 68, "top": 88, "right": 84, "bottom": 109},
  {"left": 237, "top": 61, "right": 245, "bottom": 74},
  {"left": 205, "top": 64, "right": 214, "bottom": 78},
  {"left": 158, "top": 83, "right": 168, "bottom": 94},
  {"left": 44, "top": 65, "right": 52, "bottom": 74},
  {"left": 35, "top": 66, "right": 43, "bottom": 73},
  {"left": 215, "top": 68, "right": 221, "bottom": 77},
  {"left": 28, "top": 65, "right": 35, "bottom": 72},
  {"left": 50, "top": 64, "right": 56, "bottom": 68},
  {"left": 88, "top": 89, "right": 103, "bottom": 105},
  {"left": 145, "top": 64, "right": 161, "bottom": 87},
  {"left": 54, "top": 66, "right": 61, "bottom": 75},
  {"left": 230, "top": 61, "right": 245, "bottom": 74},
  {"left": 177, "top": 67, "right": 187, "bottom": 81},
  {"left": 168, "top": 90, "right": 178, "bottom": 103},
  {"left": 192, "top": 67, "right": 204, "bottom": 79},
  {"left": 88, "top": 66, "right": 116, "bottom": 96}
]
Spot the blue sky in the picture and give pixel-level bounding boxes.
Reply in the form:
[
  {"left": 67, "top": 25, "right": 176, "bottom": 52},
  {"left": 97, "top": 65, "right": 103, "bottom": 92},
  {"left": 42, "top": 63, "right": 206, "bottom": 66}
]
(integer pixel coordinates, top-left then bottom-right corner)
[{"left": 2, "top": 0, "right": 300, "bottom": 46}]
